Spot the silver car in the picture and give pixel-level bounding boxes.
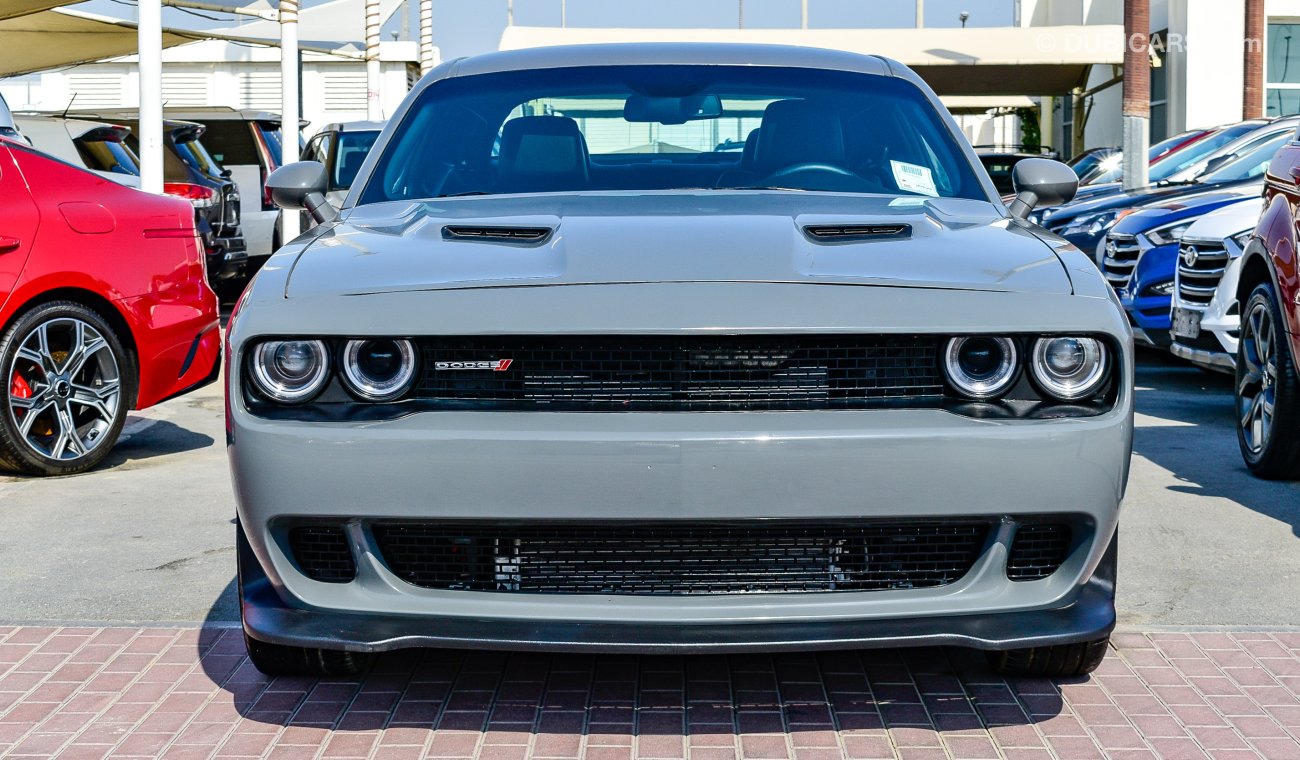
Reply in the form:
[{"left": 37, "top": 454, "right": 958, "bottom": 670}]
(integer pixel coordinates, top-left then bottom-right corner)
[{"left": 228, "top": 43, "right": 1134, "bottom": 678}]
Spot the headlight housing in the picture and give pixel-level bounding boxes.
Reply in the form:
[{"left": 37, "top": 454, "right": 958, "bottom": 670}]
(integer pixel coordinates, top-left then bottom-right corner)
[
  {"left": 1143, "top": 219, "right": 1192, "bottom": 246},
  {"left": 249, "top": 340, "right": 330, "bottom": 403},
  {"left": 1230, "top": 229, "right": 1252, "bottom": 252},
  {"left": 943, "top": 337, "right": 1019, "bottom": 400},
  {"left": 1062, "top": 210, "right": 1118, "bottom": 237},
  {"left": 340, "top": 338, "right": 417, "bottom": 401},
  {"left": 1029, "top": 337, "right": 1108, "bottom": 401}
]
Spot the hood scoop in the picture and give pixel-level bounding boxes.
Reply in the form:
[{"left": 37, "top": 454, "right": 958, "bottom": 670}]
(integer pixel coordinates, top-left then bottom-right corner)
[
  {"left": 442, "top": 225, "right": 553, "bottom": 245},
  {"left": 803, "top": 224, "right": 911, "bottom": 243}
]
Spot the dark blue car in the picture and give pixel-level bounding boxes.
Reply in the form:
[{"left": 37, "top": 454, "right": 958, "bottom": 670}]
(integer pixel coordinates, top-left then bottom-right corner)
[
  {"left": 1036, "top": 127, "right": 1288, "bottom": 259},
  {"left": 1100, "top": 191, "right": 1258, "bottom": 348}
]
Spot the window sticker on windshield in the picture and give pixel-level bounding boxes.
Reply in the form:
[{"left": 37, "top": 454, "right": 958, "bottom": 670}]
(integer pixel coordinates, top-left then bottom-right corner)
[
  {"left": 890, "top": 160, "right": 939, "bottom": 197},
  {"left": 888, "top": 197, "right": 929, "bottom": 207}
]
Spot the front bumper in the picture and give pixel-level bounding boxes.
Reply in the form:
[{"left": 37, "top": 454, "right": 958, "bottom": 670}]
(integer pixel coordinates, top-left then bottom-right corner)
[{"left": 232, "top": 406, "right": 1131, "bottom": 654}]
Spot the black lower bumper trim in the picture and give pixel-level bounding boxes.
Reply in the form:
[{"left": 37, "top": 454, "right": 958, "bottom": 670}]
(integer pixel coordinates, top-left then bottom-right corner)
[{"left": 238, "top": 524, "right": 1117, "bottom": 655}]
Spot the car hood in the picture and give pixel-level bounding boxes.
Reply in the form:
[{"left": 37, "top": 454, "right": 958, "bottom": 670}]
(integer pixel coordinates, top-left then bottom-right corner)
[
  {"left": 286, "top": 193, "right": 1073, "bottom": 298},
  {"left": 1043, "top": 178, "right": 1255, "bottom": 226},
  {"left": 1110, "top": 189, "right": 1259, "bottom": 236}
]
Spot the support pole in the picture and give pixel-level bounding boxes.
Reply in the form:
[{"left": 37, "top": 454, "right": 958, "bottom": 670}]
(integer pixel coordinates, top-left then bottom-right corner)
[
  {"left": 801, "top": 0, "right": 808, "bottom": 29},
  {"left": 419, "top": 0, "right": 434, "bottom": 75},
  {"left": 1244, "top": 0, "right": 1265, "bottom": 119},
  {"left": 365, "top": 0, "right": 382, "bottom": 120},
  {"left": 137, "top": 0, "right": 163, "bottom": 194},
  {"left": 916, "top": 0, "right": 923, "bottom": 28},
  {"left": 1121, "top": 0, "right": 1150, "bottom": 191},
  {"left": 281, "top": 0, "right": 301, "bottom": 241}
]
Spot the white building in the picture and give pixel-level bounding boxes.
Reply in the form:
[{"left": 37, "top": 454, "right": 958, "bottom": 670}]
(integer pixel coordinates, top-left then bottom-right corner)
[{"left": 0, "top": 0, "right": 431, "bottom": 134}]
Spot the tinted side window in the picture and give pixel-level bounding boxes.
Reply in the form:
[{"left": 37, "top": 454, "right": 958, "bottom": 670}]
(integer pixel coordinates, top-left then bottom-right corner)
[{"left": 201, "top": 122, "right": 259, "bottom": 166}]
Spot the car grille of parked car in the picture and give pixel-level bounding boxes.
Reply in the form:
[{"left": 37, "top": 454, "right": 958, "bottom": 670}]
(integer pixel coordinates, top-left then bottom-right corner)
[
  {"left": 1175, "top": 239, "right": 1230, "bottom": 307},
  {"left": 1006, "top": 524, "right": 1072, "bottom": 581},
  {"left": 1101, "top": 233, "right": 1141, "bottom": 289},
  {"left": 415, "top": 336, "right": 943, "bottom": 411},
  {"left": 368, "top": 520, "right": 991, "bottom": 595}
]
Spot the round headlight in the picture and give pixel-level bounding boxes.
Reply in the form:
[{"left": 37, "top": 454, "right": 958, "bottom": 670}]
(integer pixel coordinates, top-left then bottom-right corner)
[
  {"left": 1030, "top": 337, "right": 1108, "bottom": 401},
  {"left": 341, "top": 338, "right": 416, "bottom": 401},
  {"left": 943, "top": 337, "right": 1019, "bottom": 399},
  {"left": 250, "top": 340, "right": 330, "bottom": 403}
]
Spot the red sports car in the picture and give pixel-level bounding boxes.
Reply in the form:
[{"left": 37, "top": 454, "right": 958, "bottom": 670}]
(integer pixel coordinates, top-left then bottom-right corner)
[
  {"left": 0, "top": 136, "right": 220, "bottom": 476},
  {"left": 1237, "top": 126, "right": 1300, "bottom": 478}
]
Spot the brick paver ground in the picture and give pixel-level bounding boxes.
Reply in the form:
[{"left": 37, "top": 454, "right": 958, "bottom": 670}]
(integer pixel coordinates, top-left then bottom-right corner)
[{"left": 2, "top": 627, "right": 1300, "bottom": 759}]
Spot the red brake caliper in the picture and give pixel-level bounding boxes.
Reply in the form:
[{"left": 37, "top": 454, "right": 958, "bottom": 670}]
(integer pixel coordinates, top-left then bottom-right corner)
[{"left": 10, "top": 373, "right": 32, "bottom": 402}]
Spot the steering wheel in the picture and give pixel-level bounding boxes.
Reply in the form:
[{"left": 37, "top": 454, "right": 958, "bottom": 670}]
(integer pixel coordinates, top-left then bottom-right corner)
[{"left": 767, "top": 162, "right": 856, "bottom": 180}]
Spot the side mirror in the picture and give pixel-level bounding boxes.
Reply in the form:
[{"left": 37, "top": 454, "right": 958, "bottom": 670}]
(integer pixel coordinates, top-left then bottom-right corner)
[
  {"left": 1006, "top": 158, "right": 1079, "bottom": 220},
  {"left": 266, "top": 161, "right": 338, "bottom": 224}
]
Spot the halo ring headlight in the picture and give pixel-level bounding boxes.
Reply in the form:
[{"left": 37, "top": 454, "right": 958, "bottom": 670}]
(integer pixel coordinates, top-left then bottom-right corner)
[
  {"left": 250, "top": 340, "right": 330, "bottom": 404},
  {"left": 1030, "top": 337, "right": 1108, "bottom": 401},
  {"left": 341, "top": 338, "right": 417, "bottom": 401},
  {"left": 943, "top": 336, "right": 1019, "bottom": 400}
]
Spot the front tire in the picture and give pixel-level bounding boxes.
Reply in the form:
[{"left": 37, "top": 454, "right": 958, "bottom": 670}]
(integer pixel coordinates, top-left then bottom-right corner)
[
  {"left": 1236, "top": 282, "right": 1300, "bottom": 479},
  {"left": 243, "top": 633, "right": 369, "bottom": 677},
  {"left": 988, "top": 638, "right": 1111, "bottom": 677},
  {"left": 0, "top": 301, "right": 134, "bottom": 476}
]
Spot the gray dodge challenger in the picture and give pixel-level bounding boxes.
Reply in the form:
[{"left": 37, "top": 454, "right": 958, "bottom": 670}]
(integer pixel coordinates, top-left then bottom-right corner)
[{"left": 228, "top": 43, "right": 1133, "bottom": 677}]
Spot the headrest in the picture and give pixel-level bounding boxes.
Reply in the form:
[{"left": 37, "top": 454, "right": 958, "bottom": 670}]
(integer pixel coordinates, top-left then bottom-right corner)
[
  {"left": 754, "top": 100, "right": 845, "bottom": 174},
  {"left": 497, "top": 115, "right": 590, "bottom": 192},
  {"left": 741, "top": 128, "right": 762, "bottom": 169}
]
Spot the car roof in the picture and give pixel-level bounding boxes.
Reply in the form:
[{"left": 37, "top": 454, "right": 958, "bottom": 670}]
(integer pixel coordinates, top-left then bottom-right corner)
[
  {"left": 439, "top": 42, "right": 902, "bottom": 82},
  {"left": 322, "top": 120, "right": 387, "bottom": 133}
]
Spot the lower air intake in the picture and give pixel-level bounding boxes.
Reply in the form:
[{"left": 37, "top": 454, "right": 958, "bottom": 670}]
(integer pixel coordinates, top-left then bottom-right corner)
[
  {"left": 1007, "top": 524, "right": 1071, "bottom": 581},
  {"left": 372, "top": 520, "right": 990, "bottom": 595},
  {"left": 288, "top": 525, "right": 357, "bottom": 583}
]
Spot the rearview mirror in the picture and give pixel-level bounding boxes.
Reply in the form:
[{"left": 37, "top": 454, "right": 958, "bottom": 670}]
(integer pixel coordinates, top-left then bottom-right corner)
[
  {"left": 1007, "top": 158, "right": 1078, "bottom": 220},
  {"left": 624, "top": 93, "right": 723, "bottom": 125},
  {"left": 266, "top": 161, "right": 337, "bottom": 224}
]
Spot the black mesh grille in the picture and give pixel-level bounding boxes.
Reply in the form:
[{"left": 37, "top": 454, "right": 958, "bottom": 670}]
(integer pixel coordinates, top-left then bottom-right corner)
[
  {"left": 288, "top": 526, "right": 356, "bottom": 583},
  {"left": 1007, "top": 524, "right": 1071, "bottom": 581},
  {"left": 415, "top": 336, "right": 943, "bottom": 411},
  {"left": 372, "top": 521, "right": 990, "bottom": 595}
]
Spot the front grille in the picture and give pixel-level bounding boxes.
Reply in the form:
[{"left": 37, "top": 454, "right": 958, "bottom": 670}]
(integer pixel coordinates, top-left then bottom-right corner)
[
  {"left": 415, "top": 336, "right": 943, "bottom": 411},
  {"left": 1176, "top": 239, "right": 1230, "bottom": 306},
  {"left": 288, "top": 526, "right": 356, "bottom": 583},
  {"left": 372, "top": 521, "right": 991, "bottom": 595},
  {"left": 1101, "top": 233, "right": 1140, "bottom": 289},
  {"left": 1007, "top": 524, "right": 1071, "bottom": 581}
]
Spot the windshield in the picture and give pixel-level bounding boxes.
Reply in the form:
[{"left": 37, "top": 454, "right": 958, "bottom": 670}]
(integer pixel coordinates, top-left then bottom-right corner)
[
  {"left": 1199, "top": 132, "right": 1289, "bottom": 183},
  {"left": 1081, "top": 130, "right": 1214, "bottom": 185},
  {"left": 333, "top": 130, "right": 380, "bottom": 190},
  {"left": 1148, "top": 123, "right": 1270, "bottom": 182},
  {"left": 174, "top": 136, "right": 223, "bottom": 178},
  {"left": 359, "top": 65, "right": 986, "bottom": 204},
  {"left": 74, "top": 138, "right": 140, "bottom": 176}
]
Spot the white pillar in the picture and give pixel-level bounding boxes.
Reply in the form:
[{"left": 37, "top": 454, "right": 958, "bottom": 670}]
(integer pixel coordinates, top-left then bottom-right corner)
[
  {"left": 137, "top": 0, "right": 163, "bottom": 194},
  {"left": 366, "top": 0, "right": 382, "bottom": 120},
  {"left": 801, "top": 0, "right": 808, "bottom": 29},
  {"left": 419, "top": 0, "right": 434, "bottom": 74},
  {"left": 281, "top": 0, "right": 301, "bottom": 240},
  {"left": 916, "top": 0, "right": 924, "bottom": 28}
]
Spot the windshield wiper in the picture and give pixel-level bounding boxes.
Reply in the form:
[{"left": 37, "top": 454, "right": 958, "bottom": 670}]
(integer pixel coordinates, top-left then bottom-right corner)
[
  {"left": 435, "top": 190, "right": 491, "bottom": 198},
  {"left": 732, "top": 185, "right": 808, "bottom": 192}
]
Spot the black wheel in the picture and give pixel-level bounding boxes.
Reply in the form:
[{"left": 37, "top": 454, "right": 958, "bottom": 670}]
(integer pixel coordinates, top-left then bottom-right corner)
[
  {"left": 988, "top": 637, "right": 1111, "bottom": 677},
  {"left": 1236, "top": 282, "right": 1300, "bottom": 479},
  {"left": 236, "top": 520, "right": 369, "bottom": 677},
  {"left": 0, "top": 301, "right": 135, "bottom": 476},
  {"left": 243, "top": 633, "right": 369, "bottom": 677}
]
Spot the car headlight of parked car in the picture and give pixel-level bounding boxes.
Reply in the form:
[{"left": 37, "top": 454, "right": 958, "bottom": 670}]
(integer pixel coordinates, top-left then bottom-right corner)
[
  {"left": 1028, "top": 337, "right": 1109, "bottom": 401},
  {"left": 341, "top": 338, "right": 418, "bottom": 401},
  {"left": 943, "top": 337, "right": 1019, "bottom": 399},
  {"left": 249, "top": 340, "right": 331, "bottom": 404},
  {"left": 1061, "top": 210, "right": 1118, "bottom": 237},
  {"left": 1230, "top": 229, "right": 1252, "bottom": 252},
  {"left": 1146, "top": 281, "right": 1176, "bottom": 297},
  {"left": 1143, "top": 219, "right": 1192, "bottom": 246}
]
